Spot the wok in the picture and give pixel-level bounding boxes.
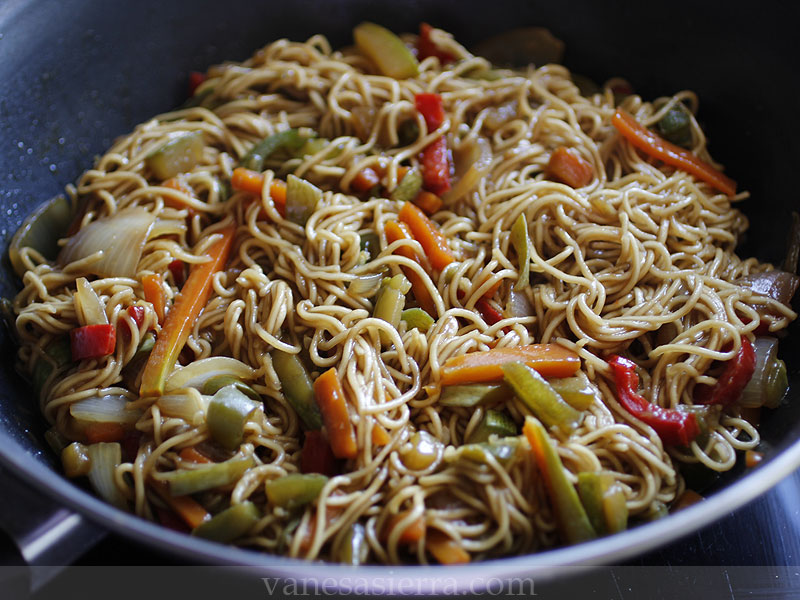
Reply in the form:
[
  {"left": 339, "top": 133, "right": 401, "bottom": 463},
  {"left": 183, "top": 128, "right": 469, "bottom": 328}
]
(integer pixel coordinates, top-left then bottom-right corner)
[{"left": 1, "top": 0, "right": 799, "bottom": 593}]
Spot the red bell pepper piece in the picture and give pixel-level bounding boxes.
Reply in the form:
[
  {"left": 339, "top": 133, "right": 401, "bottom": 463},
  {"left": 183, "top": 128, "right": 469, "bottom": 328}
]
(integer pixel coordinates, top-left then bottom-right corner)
[
  {"left": 70, "top": 324, "right": 116, "bottom": 361},
  {"left": 127, "top": 305, "right": 145, "bottom": 329},
  {"left": 168, "top": 259, "right": 186, "bottom": 287},
  {"left": 415, "top": 93, "right": 451, "bottom": 195},
  {"left": 300, "top": 430, "right": 338, "bottom": 476},
  {"left": 694, "top": 338, "right": 756, "bottom": 406},
  {"left": 188, "top": 71, "right": 207, "bottom": 96},
  {"left": 417, "top": 23, "right": 456, "bottom": 64},
  {"left": 608, "top": 355, "right": 700, "bottom": 446}
]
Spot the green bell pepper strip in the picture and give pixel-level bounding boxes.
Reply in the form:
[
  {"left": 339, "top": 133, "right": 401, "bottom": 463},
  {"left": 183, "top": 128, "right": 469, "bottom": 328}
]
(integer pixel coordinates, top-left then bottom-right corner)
[
  {"left": 502, "top": 362, "right": 584, "bottom": 434},
  {"left": 285, "top": 174, "right": 323, "bottom": 226},
  {"left": 265, "top": 473, "right": 328, "bottom": 509},
  {"left": 206, "top": 385, "right": 261, "bottom": 450},
  {"left": 241, "top": 129, "right": 305, "bottom": 171},
  {"left": 400, "top": 307, "right": 434, "bottom": 333},
  {"left": 523, "top": 416, "right": 596, "bottom": 544},
  {"left": 192, "top": 501, "right": 261, "bottom": 543},
  {"left": 390, "top": 168, "right": 423, "bottom": 203},
  {"left": 145, "top": 131, "right": 204, "bottom": 180},
  {"left": 576, "top": 471, "right": 628, "bottom": 535},
  {"left": 32, "top": 337, "right": 73, "bottom": 400},
  {"left": 373, "top": 273, "right": 411, "bottom": 345},
  {"left": 548, "top": 375, "right": 596, "bottom": 411},
  {"left": 438, "top": 383, "right": 511, "bottom": 408},
  {"left": 467, "top": 410, "right": 517, "bottom": 443},
  {"left": 510, "top": 213, "right": 530, "bottom": 289},
  {"left": 454, "top": 437, "right": 522, "bottom": 466},
  {"left": 272, "top": 350, "right": 323, "bottom": 430},
  {"left": 161, "top": 456, "right": 255, "bottom": 496}
]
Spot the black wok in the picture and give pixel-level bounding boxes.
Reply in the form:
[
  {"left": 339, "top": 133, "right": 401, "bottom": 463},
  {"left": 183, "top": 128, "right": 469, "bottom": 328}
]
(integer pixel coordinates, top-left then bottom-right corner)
[{"left": 1, "top": 0, "right": 799, "bottom": 593}]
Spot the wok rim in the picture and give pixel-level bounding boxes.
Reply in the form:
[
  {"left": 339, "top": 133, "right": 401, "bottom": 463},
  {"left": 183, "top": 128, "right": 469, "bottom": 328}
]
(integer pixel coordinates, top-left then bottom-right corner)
[{"left": 1, "top": 428, "right": 799, "bottom": 587}]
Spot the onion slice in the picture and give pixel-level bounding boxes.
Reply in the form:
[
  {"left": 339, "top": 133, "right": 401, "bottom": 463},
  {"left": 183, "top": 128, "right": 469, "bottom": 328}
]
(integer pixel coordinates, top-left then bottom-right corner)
[
  {"left": 157, "top": 388, "right": 207, "bottom": 425},
  {"left": 739, "top": 337, "right": 788, "bottom": 409},
  {"left": 59, "top": 207, "right": 156, "bottom": 278},
  {"left": 70, "top": 393, "right": 141, "bottom": 424},
  {"left": 74, "top": 277, "right": 108, "bottom": 326},
  {"left": 165, "top": 357, "right": 257, "bottom": 392},
  {"left": 737, "top": 270, "right": 799, "bottom": 306},
  {"left": 443, "top": 136, "right": 491, "bottom": 203},
  {"left": 86, "top": 442, "right": 127, "bottom": 509}
]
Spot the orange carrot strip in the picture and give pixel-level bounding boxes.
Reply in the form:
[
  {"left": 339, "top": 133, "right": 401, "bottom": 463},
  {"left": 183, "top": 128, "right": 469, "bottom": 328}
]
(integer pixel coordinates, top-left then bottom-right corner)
[
  {"left": 313, "top": 368, "right": 358, "bottom": 459},
  {"left": 231, "top": 167, "right": 287, "bottom": 217},
  {"left": 84, "top": 422, "right": 125, "bottom": 444},
  {"left": 162, "top": 177, "right": 198, "bottom": 215},
  {"left": 351, "top": 167, "right": 381, "bottom": 193},
  {"left": 426, "top": 530, "right": 470, "bottom": 564},
  {"left": 384, "top": 220, "right": 438, "bottom": 316},
  {"left": 611, "top": 108, "right": 736, "bottom": 196},
  {"left": 142, "top": 273, "right": 167, "bottom": 325},
  {"left": 140, "top": 224, "right": 237, "bottom": 397},
  {"left": 381, "top": 510, "right": 425, "bottom": 544},
  {"left": 371, "top": 422, "right": 391, "bottom": 447},
  {"left": 746, "top": 450, "right": 765, "bottom": 468},
  {"left": 546, "top": 147, "right": 594, "bottom": 188},
  {"left": 673, "top": 489, "right": 704, "bottom": 511},
  {"left": 398, "top": 201, "right": 456, "bottom": 271},
  {"left": 152, "top": 482, "right": 211, "bottom": 529},
  {"left": 179, "top": 446, "right": 213, "bottom": 464},
  {"left": 413, "top": 190, "right": 443, "bottom": 215},
  {"left": 440, "top": 344, "right": 581, "bottom": 386}
]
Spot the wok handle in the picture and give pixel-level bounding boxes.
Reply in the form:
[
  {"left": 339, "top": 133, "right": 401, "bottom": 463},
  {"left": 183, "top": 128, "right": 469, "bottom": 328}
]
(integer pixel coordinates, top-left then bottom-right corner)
[{"left": 0, "top": 466, "right": 106, "bottom": 592}]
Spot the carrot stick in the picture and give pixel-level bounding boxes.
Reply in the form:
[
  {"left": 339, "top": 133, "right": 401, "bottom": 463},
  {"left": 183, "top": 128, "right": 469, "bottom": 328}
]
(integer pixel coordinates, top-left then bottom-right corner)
[
  {"left": 371, "top": 422, "right": 391, "bottom": 447},
  {"left": 546, "top": 147, "right": 594, "bottom": 188},
  {"left": 231, "top": 167, "right": 288, "bottom": 217},
  {"left": 440, "top": 344, "right": 581, "bottom": 386},
  {"left": 84, "top": 422, "right": 125, "bottom": 443},
  {"left": 152, "top": 482, "right": 211, "bottom": 529},
  {"left": 381, "top": 510, "right": 425, "bottom": 544},
  {"left": 179, "top": 446, "right": 213, "bottom": 464},
  {"left": 413, "top": 190, "right": 443, "bottom": 215},
  {"left": 142, "top": 273, "right": 167, "bottom": 325},
  {"left": 398, "top": 201, "right": 456, "bottom": 271},
  {"left": 426, "top": 530, "right": 470, "bottom": 564},
  {"left": 162, "top": 177, "right": 198, "bottom": 215},
  {"left": 611, "top": 108, "right": 736, "bottom": 196},
  {"left": 384, "top": 220, "right": 438, "bottom": 316},
  {"left": 140, "top": 223, "right": 237, "bottom": 397},
  {"left": 313, "top": 368, "right": 358, "bottom": 459},
  {"left": 351, "top": 167, "right": 381, "bottom": 193}
]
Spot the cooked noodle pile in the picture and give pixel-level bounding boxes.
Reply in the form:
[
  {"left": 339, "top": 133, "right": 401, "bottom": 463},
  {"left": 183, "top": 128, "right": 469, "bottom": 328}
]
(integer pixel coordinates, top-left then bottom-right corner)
[{"left": 10, "top": 26, "right": 796, "bottom": 564}]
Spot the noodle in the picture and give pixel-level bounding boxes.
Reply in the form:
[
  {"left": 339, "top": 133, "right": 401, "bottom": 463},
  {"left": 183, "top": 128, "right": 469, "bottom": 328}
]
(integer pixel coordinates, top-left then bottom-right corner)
[{"left": 8, "top": 24, "right": 796, "bottom": 565}]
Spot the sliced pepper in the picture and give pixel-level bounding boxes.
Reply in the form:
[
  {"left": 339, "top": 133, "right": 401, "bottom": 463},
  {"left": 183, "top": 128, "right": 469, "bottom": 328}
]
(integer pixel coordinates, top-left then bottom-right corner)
[
  {"left": 548, "top": 375, "right": 597, "bottom": 411},
  {"left": 523, "top": 416, "right": 596, "bottom": 544},
  {"left": 373, "top": 273, "right": 411, "bottom": 345},
  {"left": 390, "top": 168, "right": 423, "bottom": 203},
  {"left": 285, "top": 174, "right": 322, "bottom": 226},
  {"left": 192, "top": 501, "right": 260, "bottom": 543},
  {"left": 467, "top": 409, "right": 517, "bottom": 443},
  {"left": 401, "top": 307, "right": 434, "bottom": 332},
  {"left": 510, "top": 213, "right": 530, "bottom": 289},
  {"left": 503, "top": 362, "right": 584, "bottom": 434},
  {"left": 160, "top": 456, "right": 254, "bottom": 496},
  {"left": 353, "top": 22, "right": 419, "bottom": 79},
  {"left": 272, "top": 350, "right": 323, "bottom": 430},
  {"left": 32, "top": 337, "right": 72, "bottom": 399},
  {"left": 146, "top": 131, "right": 204, "bottom": 180},
  {"left": 608, "top": 355, "right": 700, "bottom": 446},
  {"left": 694, "top": 338, "right": 756, "bottom": 407},
  {"left": 202, "top": 375, "right": 261, "bottom": 402},
  {"left": 455, "top": 438, "right": 522, "bottom": 466},
  {"left": 576, "top": 471, "right": 628, "bottom": 535},
  {"left": 438, "top": 383, "right": 510, "bottom": 407},
  {"left": 265, "top": 473, "right": 328, "bottom": 509},
  {"left": 301, "top": 430, "right": 338, "bottom": 476},
  {"left": 414, "top": 93, "right": 451, "bottom": 195},
  {"left": 70, "top": 324, "right": 116, "bottom": 361},
  {"left": 241, "top": 129, "right": 305, "bottom": 171},
  {"left": 206, "top": 385, "right": 261, "bottom": 450}
]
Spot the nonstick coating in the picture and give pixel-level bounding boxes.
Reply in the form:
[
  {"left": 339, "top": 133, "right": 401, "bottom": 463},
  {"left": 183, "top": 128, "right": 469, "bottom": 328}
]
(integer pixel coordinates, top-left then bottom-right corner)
[{"left": 1, "top": 0, "right": 799, "bottom": 582}]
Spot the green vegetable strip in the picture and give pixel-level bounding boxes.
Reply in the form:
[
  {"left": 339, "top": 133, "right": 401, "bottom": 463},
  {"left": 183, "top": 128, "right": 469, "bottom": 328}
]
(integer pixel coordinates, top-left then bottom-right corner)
[
  {"left": 467, "top": 409, "right": 517, "bottom": 443},
  {"left": 265, "top": 473, "right": 328, "bottom": 508},
  {"left": 374, "top": 273, "right": 411, "bottom": 344},
  {"left": 502, "top": 362, "right": 584, "bottom": 434},
  {"left": 145, "top": 131, "right": 204, "bottom": 180},
  {"left": 438, "top": 383, "right": 510, "bottom": 407},
  {"left": 206, "top": 385, "right": 261, "bottom": 450},
  {"left": 286, "top": 174, "right": 323, "bottom": 226},
  {"left": 272, "top": 350, "right": 323, "bottom": 430},
  {"left": 161, "top": 456, "right": 254, "bottom": 496},
  {"left": 241, "top": 129, "right": 305, "bottom": 171},
  {"left": 548, "top": 376, "right": 596, "bottom": 411},
  {"left": 400, "top": 307, "right": 434, "bottom": 332},
  {"left": 192, "top": 501, "right": 260, "bottom": 543},
  {"left": 32, "top": 337, "right": 72, "bottom": 400},
  {"left": 456, "top": 438, "right": 521, "bottom": 466},
  {"left": 523, "top": 417, "right": 596, "bottom": 544},
  {"left": 390, "top": 168, "right": 423, "bottom": 203},
  {"left": 577, "top": 471, "right": 628, "bottom": 535},
  {"left": 510, "top": 213, "right": 530, "bottom": 289},
  {"left": 341, "top": 522, "right": 369, "bottom": 565}
]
